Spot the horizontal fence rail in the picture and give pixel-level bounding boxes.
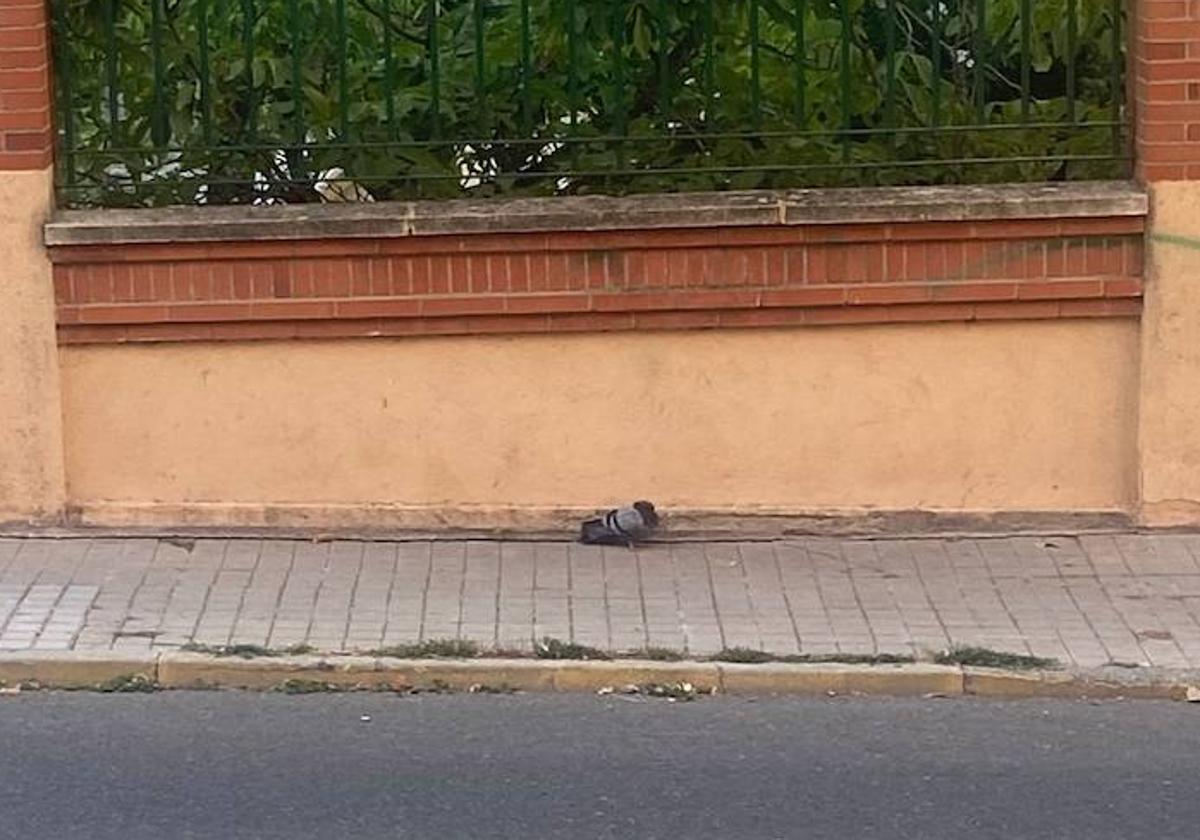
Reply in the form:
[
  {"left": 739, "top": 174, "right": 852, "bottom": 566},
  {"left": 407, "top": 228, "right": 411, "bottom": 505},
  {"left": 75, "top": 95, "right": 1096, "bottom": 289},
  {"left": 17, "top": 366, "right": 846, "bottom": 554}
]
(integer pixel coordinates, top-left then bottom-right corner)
[{"left": 51, "top": 0, "right": 1129, "bottom": 207}]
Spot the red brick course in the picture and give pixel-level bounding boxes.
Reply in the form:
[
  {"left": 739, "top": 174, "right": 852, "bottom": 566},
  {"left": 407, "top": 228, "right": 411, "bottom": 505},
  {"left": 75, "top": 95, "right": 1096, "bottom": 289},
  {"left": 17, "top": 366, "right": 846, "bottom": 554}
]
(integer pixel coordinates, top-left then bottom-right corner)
[{"left": 52, "top": 216, "right": 1144, "bottom": 344}]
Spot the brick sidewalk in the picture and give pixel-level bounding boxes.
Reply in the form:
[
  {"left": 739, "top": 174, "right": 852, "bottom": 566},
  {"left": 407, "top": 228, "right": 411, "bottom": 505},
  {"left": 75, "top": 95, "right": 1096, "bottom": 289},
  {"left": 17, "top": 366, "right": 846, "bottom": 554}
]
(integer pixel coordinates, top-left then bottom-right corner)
[{"left": 2, "top": 534, "right": 1200, "bottom": 669}]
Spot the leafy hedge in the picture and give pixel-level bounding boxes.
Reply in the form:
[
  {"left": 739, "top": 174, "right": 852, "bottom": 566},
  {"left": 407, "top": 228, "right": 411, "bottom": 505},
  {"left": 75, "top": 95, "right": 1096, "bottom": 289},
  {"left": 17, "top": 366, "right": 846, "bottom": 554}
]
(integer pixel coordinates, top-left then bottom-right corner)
[{"left": 54, "top": 0, "right": 1127, "bottom": 205}]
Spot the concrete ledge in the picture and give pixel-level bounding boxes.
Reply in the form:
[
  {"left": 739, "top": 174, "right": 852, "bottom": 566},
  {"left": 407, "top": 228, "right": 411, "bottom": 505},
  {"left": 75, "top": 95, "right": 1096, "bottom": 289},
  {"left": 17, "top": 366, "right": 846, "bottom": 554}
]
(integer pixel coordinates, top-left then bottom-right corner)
[
  {"left": 157, "top": 653, "right": 386, "bottom": 690},
  {"left": 3, "top": 504, "right": 1136, "bottom": 541},
  {"left": 45, "top": 181, "right": 1147, "bottom": 246},
  {"left": 5, "top": 652, "right": 1194, "bottom": 700},
  {"left": 0, "top": 651, "right": 156, "bottom": 688},
  {"left": 718, "top": 663, "right": 964, "bottom": 696},
  {"left": 963, "top": 668, "right": 1189, "bottom": 700}
]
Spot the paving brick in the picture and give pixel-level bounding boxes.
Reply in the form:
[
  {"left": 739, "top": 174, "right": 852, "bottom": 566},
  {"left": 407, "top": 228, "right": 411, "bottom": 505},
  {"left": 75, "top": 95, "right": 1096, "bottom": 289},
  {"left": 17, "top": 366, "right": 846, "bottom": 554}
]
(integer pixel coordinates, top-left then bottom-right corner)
[{"left": 0, "top": 534, "right": 1198, "bottom": 668}]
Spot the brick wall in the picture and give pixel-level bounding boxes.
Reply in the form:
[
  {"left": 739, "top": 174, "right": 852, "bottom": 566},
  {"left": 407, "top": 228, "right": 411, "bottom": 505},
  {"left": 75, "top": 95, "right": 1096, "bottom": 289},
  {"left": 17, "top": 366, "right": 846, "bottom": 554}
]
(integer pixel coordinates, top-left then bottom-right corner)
[
  {"left": 51, "top": 214, "right": 1144, "bottom": 345},
  {"left": 1134, "top": 0, "right": 1200, "bottom": 181},
  {"left": 0, "top": 1, "right": 52, "bottom": 171}
]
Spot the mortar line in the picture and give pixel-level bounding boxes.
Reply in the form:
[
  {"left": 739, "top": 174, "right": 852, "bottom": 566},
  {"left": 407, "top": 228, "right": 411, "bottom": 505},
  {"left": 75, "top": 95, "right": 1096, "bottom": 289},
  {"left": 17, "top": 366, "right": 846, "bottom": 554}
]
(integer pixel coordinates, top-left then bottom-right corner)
[
  {"left": 1092, "top": 562, "right": 1169, "bottom": 666},
  {"left": 110, "top": 540, "right": 162, "bottom": 649},
  {"left": 1060, "top": 574, "right": 1118, "bottom": 664},
  {"left": 493, "top": 542, "right": 504, "bottom": 649},
  {"left": 910, "top": 540, "right": 954, "bottom": 656},
  {"left": 1108, "top": 534, "right": 1138, "bottom": 577},
  {"left": 57, "top": 541, "right": 96, "bottom": 651},
  {"left": 702, "top": 543, "right": 728, "bottom": 652},
  {"left": 185, "top": 540, "right": 229, "bottom": 645},
  {"left": 264, "top": 541, "right": 298, "bottom": 648},
  {"left": 841, "top": 540, "right": 880, "bottom": 655},
  {"left": 377, "top": 541, "right": 401, "bottom": 646},
  {"left": 600, "top": 546, "right": 614, "bottom": 651},
  {"left": 0, "top": 540, "right": 31, "bottom": 639},
  {"left": 0, "top": 538, "right": 22, "bottom": 581},
  {"left": 770, "top": 543, "right": 804, "bottom": 653},
  {"left": 958, "top": 539, "right": 992, "bottom": 641},
  {"left": 300, "top": 542, "right": 331, "bottom": 648},
  {"left": 633, "top": 546, "right": 651, "bottom": 652},
  {"left": 416, "top": 541, "right": 434, "bottom": 643},
  {"left": 530, "top": 543, "right": 540, "bottom": 646},
  {"left": 226, "top": 538, "right": 263, "bottom": 646},
  {"left": 1175, "top": 534, "right": 1200, "bottom": 575},
  {"left": 340, "top": 542, "right": 366, "bottom": 650},
  {"left": 455, "top": 542, "right": 468, "bottom": 642},
  {"left": 152, "top": 542, "right": 190, "bottom": 647},
  {"left": 29, "top": 581, "right": 68, "bottom": 649},
  {"left": 733, "top": 543, "right": 764, "bottom": 651},
  {"left": 668, "top": 544, "right": 689, "bottom": 653},
  {"left": 566, "top": 543, "right": 576, "bottom": 644}
]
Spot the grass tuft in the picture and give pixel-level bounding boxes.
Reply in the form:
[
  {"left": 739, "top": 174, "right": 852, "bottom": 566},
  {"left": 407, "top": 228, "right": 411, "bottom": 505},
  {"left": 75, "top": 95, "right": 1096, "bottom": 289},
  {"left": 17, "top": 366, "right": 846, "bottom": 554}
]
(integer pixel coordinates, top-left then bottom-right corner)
[
  {"left": 275, "top": 679, "right": 342, "bottom": 694},
  {"left": 535, "top": 637, "right": 611, "bottom": 661},
  {"left": 370, "top": 639, "right": 480, "bottom": 659},
  {"left": 712, "top": 648, "right": 916, "bottom": 665},
  {"left": 638, "top": 647, "right": 686, "bottom": 662},
  {"left": 711, "top": 647, "right": 775, "bottom": 664},
  {"left": 97, "top": 674, "right": 159, "bottom": 693},
  {"left": 933, "top": 645, "right": 1059, "bottom": 670}
]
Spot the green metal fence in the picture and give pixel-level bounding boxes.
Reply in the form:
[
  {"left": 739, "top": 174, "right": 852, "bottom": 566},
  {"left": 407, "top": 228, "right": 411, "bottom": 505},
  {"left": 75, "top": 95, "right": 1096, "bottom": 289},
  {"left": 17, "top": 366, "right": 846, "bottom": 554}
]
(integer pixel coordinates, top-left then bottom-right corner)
[{"left": 51, "top": 0, "right": 1129, "bottom": 207}]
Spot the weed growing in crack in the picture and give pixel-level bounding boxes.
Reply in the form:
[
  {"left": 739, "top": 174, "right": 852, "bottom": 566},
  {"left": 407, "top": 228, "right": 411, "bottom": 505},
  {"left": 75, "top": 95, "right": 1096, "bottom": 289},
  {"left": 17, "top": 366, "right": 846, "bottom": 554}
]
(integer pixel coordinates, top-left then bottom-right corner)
[
  {"left": 934, "top": 645, "right": 1059, "bottom": 670},
  {"left": 97, "top": 674, "right": 159, "bottom": 693},
  {"left": 370, "top": 639, "right": 481, "bottom": 659},
  {"left": 535, "top": 637, "right": 611, "bottom": 661}
]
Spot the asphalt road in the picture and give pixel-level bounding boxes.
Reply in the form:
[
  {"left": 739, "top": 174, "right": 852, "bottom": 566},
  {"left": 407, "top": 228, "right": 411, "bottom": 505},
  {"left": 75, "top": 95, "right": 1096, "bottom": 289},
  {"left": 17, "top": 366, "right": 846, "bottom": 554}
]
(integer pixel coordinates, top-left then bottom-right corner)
[{"left": 1, "top": 690, "right": 1197, "bottom": 839}]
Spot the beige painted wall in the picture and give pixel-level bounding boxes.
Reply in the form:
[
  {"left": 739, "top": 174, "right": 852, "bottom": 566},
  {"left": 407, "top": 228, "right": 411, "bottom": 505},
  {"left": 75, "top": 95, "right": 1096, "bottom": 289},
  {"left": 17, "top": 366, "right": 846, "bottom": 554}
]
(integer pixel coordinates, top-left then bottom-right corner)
[
  {"left": 1139, "top": 182, "right": 1200, "bottom": 525},
  {"left": 59, "top": 320, "right": 1139, "bottom": 528},
  {"left": 0, "top": 168, "right": 65, "bottom": 523}
]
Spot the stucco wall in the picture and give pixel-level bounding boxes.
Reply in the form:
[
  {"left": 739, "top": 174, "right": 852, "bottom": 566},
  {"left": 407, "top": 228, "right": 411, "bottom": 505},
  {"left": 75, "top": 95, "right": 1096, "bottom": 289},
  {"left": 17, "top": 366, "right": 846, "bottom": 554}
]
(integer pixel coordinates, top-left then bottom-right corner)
[
  {"left": 59, "top": 319, "right": 1139, "bottom": 528},
  {"left": 1139, "top": 182, "right": 1200, "bottom": 525},
  {"left": 0, "top": 168, "right": 65, "bottom": 523}
]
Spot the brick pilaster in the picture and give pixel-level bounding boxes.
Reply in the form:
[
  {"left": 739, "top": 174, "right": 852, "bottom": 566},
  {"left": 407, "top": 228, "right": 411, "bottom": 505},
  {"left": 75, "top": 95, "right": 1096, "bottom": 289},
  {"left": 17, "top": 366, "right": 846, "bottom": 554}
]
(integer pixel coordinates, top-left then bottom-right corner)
[
  {"left": 0, "top": 0, "right": 64, "bottom": 524},
  {"left": 1135, "top": 1, "right": 1200, "bottom": 524},
  {"left": 0, "top": 1, "right": 53, "bottom": 171},
  {"left": 1134, "top": 0, "right": 1200, "bottom": 181}
]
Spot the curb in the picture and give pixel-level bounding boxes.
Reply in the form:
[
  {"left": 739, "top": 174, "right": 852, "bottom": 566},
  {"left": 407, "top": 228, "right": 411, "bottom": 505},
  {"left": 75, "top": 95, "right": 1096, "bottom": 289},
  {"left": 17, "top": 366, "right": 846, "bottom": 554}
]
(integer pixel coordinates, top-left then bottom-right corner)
[{"left": 1, "top": 652, "right": 1196, "bottom": 699}]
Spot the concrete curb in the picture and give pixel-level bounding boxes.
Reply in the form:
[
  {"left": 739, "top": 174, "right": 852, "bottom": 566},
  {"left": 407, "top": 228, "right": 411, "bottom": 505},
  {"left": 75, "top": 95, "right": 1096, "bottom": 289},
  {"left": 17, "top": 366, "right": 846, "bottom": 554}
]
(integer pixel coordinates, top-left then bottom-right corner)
[{"left": 0, "top": 652, "right": 1195, "bottom": 699}]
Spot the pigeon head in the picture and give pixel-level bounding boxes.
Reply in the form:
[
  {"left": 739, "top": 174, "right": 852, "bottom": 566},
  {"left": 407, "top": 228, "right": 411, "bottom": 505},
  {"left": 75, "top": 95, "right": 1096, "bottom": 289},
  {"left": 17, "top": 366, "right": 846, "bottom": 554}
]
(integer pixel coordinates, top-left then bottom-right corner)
[{"left": 633, "top": 501, "right": 659, "bottom": 528}]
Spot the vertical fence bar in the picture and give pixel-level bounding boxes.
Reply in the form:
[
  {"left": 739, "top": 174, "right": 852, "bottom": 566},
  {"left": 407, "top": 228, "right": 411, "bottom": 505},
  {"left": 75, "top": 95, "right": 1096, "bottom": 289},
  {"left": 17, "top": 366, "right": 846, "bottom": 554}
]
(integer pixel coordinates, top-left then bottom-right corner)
[
  {"left": 656, "top": 0, "right": 669, "bottom": 123},
  {"left": 1020, "top": 0, "right": 1032, "bottom": 121},
  {"left": 150, "top": 0, "right": 167, "bottom": 146},
  {"left": 567, "top": 0, "right": 578, "bottom": 134},
  {"left": 336, "top": 0, "right": 349, "bottom": 141},
  {"left": 198, "top": 0, "right": 212, "bottom": 145},
  {"left": 930, "top": 0, "right": 942, "bottom": 128},
  {"left": 704, "top": 0, "right": 715, "bottom": 127},
  {"left": 566, "top": 0, "right": 579, "bottom": 168},
  {"left": 428, "top": 0, "right": 440, "bottom": 138},
  {"left": 384, "top": 0, "right": 396, "bottom": 137},
  {"left": 840, "top": 0, "right": 851, "bottom": 161},
  {"left": 105, "top": 0, "right": 119, "bottom": 139},
  {"left": 474, "top": 0, "right": 486, "bottom": 129},
  {"left": 613, "top": 0, "right": 627, "bottom": 171},
  {"left": 749, "top": 0, "right": 761, "bottom": 127},
  {"left": 1110, "top": 0, "right": 1122, "bottom": 158},
  {"left": 287, "top": 0, "right": 304, "bottom": 147},
  {"left": 242, "top": 0, "right": 257, "bottom": 142},
  {"left": 884, "top": 0, "right": 896, "bottom": 133},
  {"left": 794, "top": 0, "right": 806, "bottom": 125},
  {"left": 519, "top": 0, "right": 532, "bottom": 135},
  {"left": 1066, "top": 0, "right": 1078, "bottom": 123},
  {"left": 51, "top": 0, "right": 76, "bottom": 188},
  {"left": 974, "top": 0, "right": 986, "bottom": 122}
]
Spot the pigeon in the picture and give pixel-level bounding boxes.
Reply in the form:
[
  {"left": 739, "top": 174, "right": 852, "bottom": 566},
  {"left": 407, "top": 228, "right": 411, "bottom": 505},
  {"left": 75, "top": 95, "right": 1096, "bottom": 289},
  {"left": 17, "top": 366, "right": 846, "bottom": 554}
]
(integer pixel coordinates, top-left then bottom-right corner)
[{"left": 580, "top": 501, "right": 660, "bottom": 546}]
